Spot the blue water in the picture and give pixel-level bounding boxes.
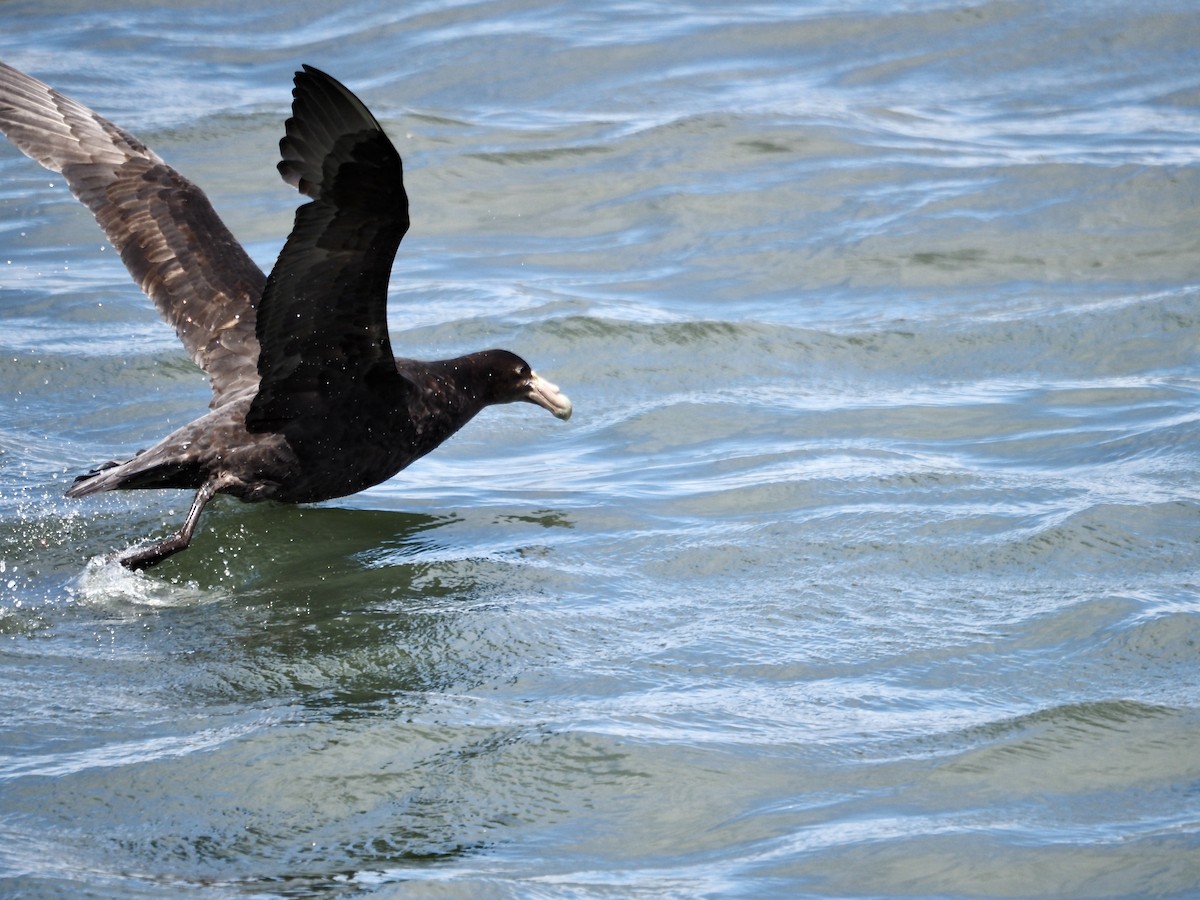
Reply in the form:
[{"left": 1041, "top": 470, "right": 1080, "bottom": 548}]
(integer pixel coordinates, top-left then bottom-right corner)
[{"left": 2, "top": 1, "right": 1199, "bottom": 896}]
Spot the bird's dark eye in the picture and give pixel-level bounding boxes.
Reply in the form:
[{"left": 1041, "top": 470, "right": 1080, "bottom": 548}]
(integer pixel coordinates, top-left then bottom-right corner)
[{"left": 518, "top": 365, "right": 530, "bottom": 378}]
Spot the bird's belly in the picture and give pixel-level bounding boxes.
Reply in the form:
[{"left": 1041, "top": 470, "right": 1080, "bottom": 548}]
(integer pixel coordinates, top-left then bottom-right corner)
[{"left": 264, "top": 440, "right": 420, "bottom": 504}]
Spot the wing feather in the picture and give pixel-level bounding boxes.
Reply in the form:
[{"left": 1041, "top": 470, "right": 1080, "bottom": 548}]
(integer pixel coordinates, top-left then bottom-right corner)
[
  {"left": 246, "top": 65, "right": 410, "bottom": 433},
  {"left": 0, "top": 61, "right": 264, "bottom": 405}
]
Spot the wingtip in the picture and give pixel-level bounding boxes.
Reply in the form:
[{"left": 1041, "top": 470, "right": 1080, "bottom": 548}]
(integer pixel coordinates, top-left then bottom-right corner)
[{"left": 294, "top": 64, "right": 338, "bottom": 91}]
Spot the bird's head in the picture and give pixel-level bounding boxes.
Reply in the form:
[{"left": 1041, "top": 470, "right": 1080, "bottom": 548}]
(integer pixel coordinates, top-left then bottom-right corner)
[{"left": 472, "top": 349, "right": 573, "bottom": 420}]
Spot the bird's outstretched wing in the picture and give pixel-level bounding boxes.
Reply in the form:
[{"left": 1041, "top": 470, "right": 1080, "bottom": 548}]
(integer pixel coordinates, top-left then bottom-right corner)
[
  {"left": 246, "top": 65, "right": 410, "bottom": 433},
  {"left": 0, "top": 61, "right": 265, "bottom": 406}
]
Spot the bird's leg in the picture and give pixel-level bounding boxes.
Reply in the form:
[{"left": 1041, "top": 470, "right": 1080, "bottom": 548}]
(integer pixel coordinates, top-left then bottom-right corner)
[{"left": 115, "top": 480, "right": 219, "bottom": 571}]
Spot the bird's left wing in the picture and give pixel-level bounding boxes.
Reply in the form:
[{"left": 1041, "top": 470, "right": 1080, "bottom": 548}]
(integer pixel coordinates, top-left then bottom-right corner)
[{"left": 246, "top": 65, "right": 411, "bottom": 434}]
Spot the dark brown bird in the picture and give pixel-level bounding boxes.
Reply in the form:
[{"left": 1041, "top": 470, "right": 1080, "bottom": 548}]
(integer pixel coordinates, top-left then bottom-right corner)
[{"left": 0, "top": 62, "right": 572, "bottom": 569}]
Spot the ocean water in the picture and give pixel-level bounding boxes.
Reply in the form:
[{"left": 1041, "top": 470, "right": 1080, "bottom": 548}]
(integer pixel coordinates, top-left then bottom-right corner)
[{"left": 1, "top": 1, "right": 1199, "bottom": 896}]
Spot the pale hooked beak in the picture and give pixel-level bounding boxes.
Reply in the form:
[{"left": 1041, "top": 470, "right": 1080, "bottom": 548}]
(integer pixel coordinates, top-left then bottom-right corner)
[{"left": 527, "top": 371, "right": 573, "bottom": 421}]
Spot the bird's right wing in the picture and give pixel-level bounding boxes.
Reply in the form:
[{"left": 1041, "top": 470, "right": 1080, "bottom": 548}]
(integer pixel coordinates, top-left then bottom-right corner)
[{"left": 0, "top": 61, "right": 265, "bottom": 406}]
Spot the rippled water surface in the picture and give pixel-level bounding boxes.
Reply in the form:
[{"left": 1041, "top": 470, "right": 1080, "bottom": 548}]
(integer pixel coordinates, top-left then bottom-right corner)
[{"left": 2, "top": 1, "right": 1199, "bottom": 896}]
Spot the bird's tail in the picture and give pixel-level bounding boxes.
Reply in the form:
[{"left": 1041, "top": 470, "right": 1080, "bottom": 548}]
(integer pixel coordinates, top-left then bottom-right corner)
[
  {"left": 65, "top": 454, "right": 203, "bottom": 498},
  {"left": 65, "top": 460, "right": 127, "bottom": 498}
]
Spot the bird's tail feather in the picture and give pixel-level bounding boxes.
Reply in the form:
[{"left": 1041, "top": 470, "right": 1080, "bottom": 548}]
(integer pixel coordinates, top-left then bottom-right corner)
[{"left": 65, "top": 456, "right": 203, "bottom": 498}]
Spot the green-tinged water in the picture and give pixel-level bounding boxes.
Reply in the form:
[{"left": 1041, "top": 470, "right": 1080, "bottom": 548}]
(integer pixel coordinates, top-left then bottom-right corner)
[{"left": 2, "top": 2, "right": 1199, "bottom": 896}]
